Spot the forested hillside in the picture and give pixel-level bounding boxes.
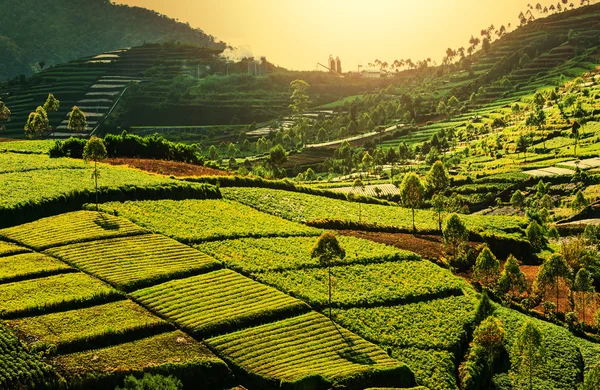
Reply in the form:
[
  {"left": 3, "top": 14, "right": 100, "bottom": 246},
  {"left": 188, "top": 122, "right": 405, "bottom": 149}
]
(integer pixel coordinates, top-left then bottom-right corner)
[{"left": 0, "top": 0, "right": 225, "bottom": 81}]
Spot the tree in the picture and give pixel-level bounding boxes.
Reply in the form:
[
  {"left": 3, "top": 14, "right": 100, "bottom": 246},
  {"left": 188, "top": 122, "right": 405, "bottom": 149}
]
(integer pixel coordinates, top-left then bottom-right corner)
[
  {"left": 42, "top": 93, "right": 60, "bottom": 113},
  {"left": 208, "top": 145, "right": 218, "bottom": 160},
  {"left": 571, "top": 190, "right": 589, "bottom": 211},
  {"left": 0, "top": 99, "right": 10, "bottom": 131},
  {"left": 432, "top": 194, "right": 446, "bottom": 232},
  {"left": 83, "top": 136, "right": 108, "bottom": 212},
  {"left": 443, "top": 213, "right": 469, "bottom": 256},
  {"left": 517, "top": 134, "right": 528, "bottom": 160},
  {"left": 115, "top": 373, "right": 182, "bottom": 390},
  {"left": 572, "top": 121, "right": 581, "bottom": 157},
  {"left": 512, "top": 321, "right": 546, "bottom": 390},
  {"left": 499, "top": 254, "right": 528, "bottom": 297},
  {"left": 573, "top": 268, "right": 594, "bottom": 323},
  {"left": 311, "top": 232, "right": 345, "bottom": 319},
  {"left": 536, "top": 254, "right": 572, "bottom": 311},
  {"left": 473, "top": 316, "right": 505, "bottom": 374},
  {"left": 511, "top": 190, "right": 525, "bottom": 210},
  {"left": 68, "top": 106, "right": 87, "bottom": 132},
  {"left": 24, "top": 106, "right": 50, "bottom": 138},
  {"left": 474, "top": 245, "right": 501, "bottom": 286},
  {"left": 361, "top": 151, "right": 374, "bottom": 173},
  {"left": 267, "top": 144, "right": 288, "bottom": 178},
  {"left": 289, "top": 80, "right": 310, "bottom": 144},
  {"left": 426, "top": 160, "right": 449, "bottom": 195},
  {"left": 526, "top": 220, "right": 544, "bottom": 252},
  {"left": 400, "top": 173, "right": 424, "bottom": 232},
  {"left": 352, "top": 178, "right": 365, "bottom": 222}
]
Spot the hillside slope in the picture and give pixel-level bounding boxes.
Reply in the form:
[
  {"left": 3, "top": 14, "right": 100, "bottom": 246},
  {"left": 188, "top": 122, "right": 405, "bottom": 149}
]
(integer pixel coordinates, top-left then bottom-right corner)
[{"left": 0, "top": 0, "right": 225, "bottom": 81}]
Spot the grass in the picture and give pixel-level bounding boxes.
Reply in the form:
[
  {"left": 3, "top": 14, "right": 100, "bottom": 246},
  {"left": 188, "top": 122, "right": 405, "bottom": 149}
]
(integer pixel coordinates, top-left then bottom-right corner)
[
  {"left": 253, "top": 261, "right": 466, "bottom": 308},
  {"left": 332, "top": 294, "right": 478, "bottom": 351},
  {"left": 0, "top": 252, "right": 73, "bottom": 284},
  {"left": 7, "top": 300, "right": 168, "bottom": 352},
  {"left": 0, "top": 211, "right": 148, "bottom": 250},
  {"left": 46, "top": 234, "right": 220, "bottom": 291},
  {"left": 96, "top": 199, "right": 321, "bottom": 243},
  {"left": 0, "top": 140, "right": 56, "bottom": 154},
  {"left": 0, "top": 273, "right": 120, "bottom": 318},
  {"left": 221, "top": 187, "right": 526, "bottom": 235},
  {"left": 131, "top": 269, "right": 309, "bottom": 337},
  {"left": 55, "top": 330, "right": 232, "bottom": 390},
  {"left": 196, "top": 235, "right": 418, "bottom": 273},
  {"left": 206, "top": 311, "right": 414, "bottom": 388}
]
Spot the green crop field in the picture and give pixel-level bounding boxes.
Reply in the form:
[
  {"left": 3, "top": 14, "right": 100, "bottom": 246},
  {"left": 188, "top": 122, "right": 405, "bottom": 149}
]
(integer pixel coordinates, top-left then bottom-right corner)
[
  {"left": 0, "top": 252, "right": 72, "bottom": 284},
  {"left": 0, "top": 140, "right": 55, "bottom": 154},
  {"left": 0, "top": 241, "right": 29, "bottom": 257},
  {"left": 222, "top": 187, "right": 526, "bottom": 235},
  {"left": 131, "top": 269, "right": 309, "bottom": 336},
  {"left": 206, "top": 311, "right": 414, "bottom": 388},
  {"left": 55, "top": 330, "right": 232, "bottom": 389},
  {"left": 254, "top": 261, "right": 467, "bottom": 308},
  {"left": 0, "top": 211, "right": 148, "bottom": 250},
  {"left": 7, "top": 300, "right": 167, "bottom": 352},
  {"left": 196, "top": 235, "right": 418, "bottom": 273},
  {"left": 95, "top": 199, "right": 321, "bottom": 243},
  {"left": 391, "top": 348, "right": 458, "bottom": 390},
  {"left": 0, "top": 152, "right": 86, "bottom": 174},
  {"left": 46, "top": 234, "right": 220, "bottom": 291},
  {"left": 0, "top": 273, "right": 120, "bottom": 318}
]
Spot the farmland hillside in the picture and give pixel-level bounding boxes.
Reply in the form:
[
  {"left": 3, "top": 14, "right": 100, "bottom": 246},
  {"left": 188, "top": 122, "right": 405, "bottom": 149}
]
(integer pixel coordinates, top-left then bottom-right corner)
[{"left": 0, "top": 0, "right": 225, "bottom": 81}]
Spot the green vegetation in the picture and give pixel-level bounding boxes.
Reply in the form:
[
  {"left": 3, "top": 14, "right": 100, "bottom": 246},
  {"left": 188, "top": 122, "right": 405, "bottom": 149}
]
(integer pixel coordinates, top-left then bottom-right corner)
[
  {"left": 55, "top": 331, "right": 231, "bottom": 390},
  {"left": 0, "top": 252, "right": 72, "bottom": 283},
  {"left": 206, "top": 311, "right": 413, "bottom": 388},
  {"left": 46, "top": 234, "right": 220, "bottom": 291},
  {"left": 0, "top": 273, "right": 120, "bottom": 318},
  {"left": 196, "top": 235, "right": 417, "bottom": 273},
  {"left": 391, "top": 348, "right": 458, "bottom": 390},
  {"left": 254, "top": 261, "right": 466, "bottom": 308},
  {"left": 0, "top": 211, "right": 148, "bottom": 250},
  {"left": 131, "top": 269, "right": 308, "bottom": 337},
  {"left": 95, "top": 199, "right": 320, "bottom": 243},
  {"left": 7, "top": 300, "right": 167, "bottom": 352},
  {"left": 0, "top": 240, "right": 29, "bottom": 257}
]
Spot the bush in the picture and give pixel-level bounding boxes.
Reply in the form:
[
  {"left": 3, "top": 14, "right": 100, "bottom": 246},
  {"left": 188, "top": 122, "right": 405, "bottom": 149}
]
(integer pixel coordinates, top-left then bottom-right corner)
[
  {"left": 115, "top": 374, "right": 182, "bottom": 390},
  {"left": 526, "top": 220, "right": 544, "bottom": 252}
]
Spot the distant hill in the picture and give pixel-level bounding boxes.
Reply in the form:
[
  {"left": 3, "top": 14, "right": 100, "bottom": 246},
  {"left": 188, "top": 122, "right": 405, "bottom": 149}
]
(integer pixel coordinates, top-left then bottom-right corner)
[{"left": 0, "top": 0, "right": 226, "bottom": 81}]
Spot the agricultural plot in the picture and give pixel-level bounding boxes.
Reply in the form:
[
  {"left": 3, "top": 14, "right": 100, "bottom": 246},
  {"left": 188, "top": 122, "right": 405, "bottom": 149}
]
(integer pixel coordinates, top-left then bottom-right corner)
[
  {"left": 46, "top": 234, "right": 220, "bottom": 291},
  {"left": 0, "top": 241, "right": 29, "bottom": 257},
  {"left": 332, "top": 294, "right": 478, "bottom": 351},
  {"left": 254, "top": 261, "right": 466, "bottom": 308},
  {"left": 95, "top": 199, "right": 320, "bottom": 243},
  {"left": 0, "top": 273, "right": 120, "bottom": 318},
  {"left": 7, "top": 300, "right": 168, "bottom": 352},
  {"left": 0, "top": 252, "right": 72, "bottom": 284},
  {"left": 0, "top": 325, "right": 59, "bottom": 390},
  {"left": 221, "top": 187, "right": 526, "bottom": 235},
  {"left": 196, "top": 235, "right": 417, "bottom": 273},
  {"left": 391, "top": 348, "right": 458, "bottom": 390},
  {"left": 0, "top": 211, "right": 148, "bottom": 250},
  {"left": 206, "top": 311, "right": 414, "bottom": 388},
  {"left": 55, "top": 330, "right": 232, "bottom": 390},
  {"left": 0, "top": 140, "right": 55, "bottom": 154},
  {"left": 132, "top": 269, "right": 309, "bottom": 336},
  {"left": 330, "top": 183, "right": 400, "bottom": 197},
  {"left": 0, "top": 152, "right": 86, "bottom": 174}
]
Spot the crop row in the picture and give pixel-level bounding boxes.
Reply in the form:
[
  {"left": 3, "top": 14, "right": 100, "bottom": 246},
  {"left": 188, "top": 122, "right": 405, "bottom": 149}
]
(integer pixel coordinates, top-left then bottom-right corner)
[
  {"left": 0, "top": 273, "right": 121, "bottom": 319},
  {"left": 0, "top": 325, "right": 59, "bottom": 390},
  {"left": 131, "top": 269, "right": 309, "bottom": 337},
  {"left": 221, "top": 188, "right": 526, "bottom": 235},
  {"left": 0, "top": 252, "right": 73, "bottom": 284},
  {"left": 206, "top": 311, "right": 413, "bottom": 389},
  {"left": 253, "top": 261, "right": 467, "bottom": 308},
  {"left": 0, "top": 241, "right": 29, "bottom": 257},
  {"left": 46, "top": 234, "right": 220, "bottom": 291},
  {"left": 0, "top": 152, "right": 86, "bottom": 174},
  {"left": 391, "top": 347, "right": 458, "bottom": 390},
  {"left": 196, "top": 235, "right": 417, "bottom": 274},
  {"left": 0, "top": 211, "right": 148, "bottom": 250},
  {"left": 96, "top": 199, "right": 321, "bottom": 243},
  {"left": 332, "top": 295, "right": 478, "bottom": 352},
  {"left": 7, "top": 300, "right": 168, "bottom": 354},
  {"left": 55, "top": 330, "right": 232, "bottom": 390}
]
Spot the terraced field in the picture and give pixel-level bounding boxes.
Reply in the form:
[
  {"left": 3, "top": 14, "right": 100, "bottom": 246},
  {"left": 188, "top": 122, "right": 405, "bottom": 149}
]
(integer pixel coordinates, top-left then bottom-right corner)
[
  {"left": 132, "top": 269, "right": 309, "bottom": 336},
  {"left": 0, "top": 252, "right": 73, "bottom": 284},
  {"left": 46, "top": 234, "right": 220, "bottom": 291}
]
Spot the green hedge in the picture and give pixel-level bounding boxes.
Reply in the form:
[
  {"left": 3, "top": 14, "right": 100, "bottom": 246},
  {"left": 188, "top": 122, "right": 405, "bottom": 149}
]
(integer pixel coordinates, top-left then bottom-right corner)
[{"left": 0, "top": 182, "right": 220, "bottom": 228}]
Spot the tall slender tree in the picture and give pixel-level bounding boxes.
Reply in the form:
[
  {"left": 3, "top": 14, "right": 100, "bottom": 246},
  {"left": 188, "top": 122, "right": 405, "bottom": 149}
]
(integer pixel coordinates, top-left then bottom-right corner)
[
  {"left": 512, "top": 321, "right": 546, "bottom": 390},
  {"left": 83, "top": 136, "right": 108, "bottom": 211},
  {"left": 311, "top": 232, "right": 345, "bottom": 319},
  {"left": 536, "top": 254, "right": 572, "bottom": 311},
  {"left": 400, "top": 173, "right": 424, "bottom": 232}
]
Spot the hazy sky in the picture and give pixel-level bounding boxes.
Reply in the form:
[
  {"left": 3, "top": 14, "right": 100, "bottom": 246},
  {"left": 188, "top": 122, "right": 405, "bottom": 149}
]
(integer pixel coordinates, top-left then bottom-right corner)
[{"left": 116, "top": 0, "right": 533, "bottom": 71}]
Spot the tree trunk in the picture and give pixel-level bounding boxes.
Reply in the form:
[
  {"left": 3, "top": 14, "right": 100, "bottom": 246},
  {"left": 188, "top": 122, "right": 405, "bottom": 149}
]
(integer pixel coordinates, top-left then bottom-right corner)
[
  {"left": 438, "top": 211, "right": 442, "bottom": 232},
  {"left": 94, "top": 160, "right": 98, "bottom": 212},
  {"left": 556, "top": 275, "right": 559, "bottom": 312},
  {"left": 412, "top": 208, "right": 416, "bottom": 233},
  {"left": 328, "top": 264, "right": 332, "bottom": 320}
]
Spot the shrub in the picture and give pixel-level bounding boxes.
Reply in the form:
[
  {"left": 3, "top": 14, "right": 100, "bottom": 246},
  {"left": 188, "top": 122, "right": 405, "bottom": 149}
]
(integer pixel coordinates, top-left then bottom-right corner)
[
  {"left": 526, "top": 220, "right": 544, "bottom": 252},
  {"left": 115, "top": 374, "right": 183, "bottom": 390}
]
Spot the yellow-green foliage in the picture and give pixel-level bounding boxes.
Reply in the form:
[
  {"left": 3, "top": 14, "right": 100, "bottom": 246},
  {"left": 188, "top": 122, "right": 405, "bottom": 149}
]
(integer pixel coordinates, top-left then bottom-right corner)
[
  {"left": 46, "top": 234, "right": 220, "bottom": 291},
  {"left": 96, "top": 199, "right": 321, "bottom": 243},
  {"left": 0, "top": 211, "right": 148, "bottom": 250},
  {"left": 0, "top": 252, "right": 71, "bottom": 283},
  {"left": 207, "top": 311, "right": 412, "bottom": 387},
  {"left": 0, "top": 240, "right": 29, "bottom": 257},
  {"left": 132, "top": 269, "right": 308, "bottom": 336}
]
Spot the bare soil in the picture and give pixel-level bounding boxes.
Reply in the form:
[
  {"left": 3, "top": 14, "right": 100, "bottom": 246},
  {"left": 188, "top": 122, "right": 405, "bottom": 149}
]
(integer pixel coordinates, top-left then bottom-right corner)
[{"left": 106, "top": 158, "right": 232, "bottom": 177}]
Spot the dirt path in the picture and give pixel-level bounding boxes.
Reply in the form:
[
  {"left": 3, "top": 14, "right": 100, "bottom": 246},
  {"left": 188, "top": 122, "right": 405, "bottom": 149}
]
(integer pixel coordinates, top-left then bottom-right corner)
[{"left": 106, "top": 158, "right": 232, "bottom": 177}]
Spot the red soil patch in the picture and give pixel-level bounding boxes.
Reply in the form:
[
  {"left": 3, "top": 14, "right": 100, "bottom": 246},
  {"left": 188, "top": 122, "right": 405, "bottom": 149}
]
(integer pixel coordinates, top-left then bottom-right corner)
[{"left": 106, "top": 158, "right": 232, "bottom": 177}]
